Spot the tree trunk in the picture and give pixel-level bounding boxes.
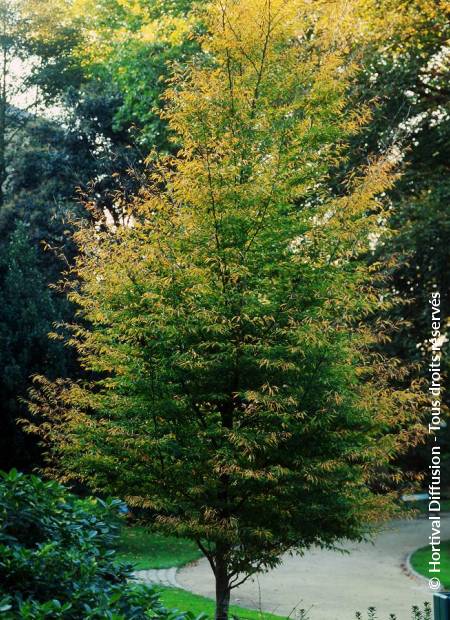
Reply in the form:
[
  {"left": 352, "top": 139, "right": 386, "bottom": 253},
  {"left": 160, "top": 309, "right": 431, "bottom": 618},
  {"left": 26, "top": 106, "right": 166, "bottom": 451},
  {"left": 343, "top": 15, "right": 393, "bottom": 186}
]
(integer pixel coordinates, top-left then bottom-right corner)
[{"left": 215, "top": 557, "right": 231, "bottom": 620}]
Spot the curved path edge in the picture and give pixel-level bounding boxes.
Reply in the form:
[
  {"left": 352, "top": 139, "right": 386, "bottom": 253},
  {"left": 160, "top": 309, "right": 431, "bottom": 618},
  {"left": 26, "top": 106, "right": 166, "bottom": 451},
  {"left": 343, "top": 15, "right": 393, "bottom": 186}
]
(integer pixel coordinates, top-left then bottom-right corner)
[
  {"left": 133, "top": 566, "right": 181, "bottom": 588},
  {"left": 404, "top": 549, "right": 440, "bottom": 589}
]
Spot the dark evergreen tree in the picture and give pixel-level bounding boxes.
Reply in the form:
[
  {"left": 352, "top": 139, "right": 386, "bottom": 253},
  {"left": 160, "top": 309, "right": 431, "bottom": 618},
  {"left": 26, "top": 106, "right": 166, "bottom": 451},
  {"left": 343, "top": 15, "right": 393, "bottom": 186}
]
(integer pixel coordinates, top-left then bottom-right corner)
[{"left": 0, "top": 224, "right": 71, "bottom": 469}]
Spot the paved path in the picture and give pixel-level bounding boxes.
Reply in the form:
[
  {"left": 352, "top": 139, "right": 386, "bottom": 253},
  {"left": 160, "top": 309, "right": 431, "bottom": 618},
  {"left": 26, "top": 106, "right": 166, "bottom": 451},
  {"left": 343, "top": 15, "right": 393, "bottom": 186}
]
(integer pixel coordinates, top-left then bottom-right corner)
[{"left": 176, "top": 517, "right": 450, "bottom": 620}]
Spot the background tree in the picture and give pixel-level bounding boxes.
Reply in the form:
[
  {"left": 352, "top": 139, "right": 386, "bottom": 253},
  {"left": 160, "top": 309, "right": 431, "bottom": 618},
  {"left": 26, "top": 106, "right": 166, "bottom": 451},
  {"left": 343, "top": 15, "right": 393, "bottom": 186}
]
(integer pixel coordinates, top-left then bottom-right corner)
[
  {"left": 0, "top": 224, "right": 70, "bottom": 469},
  {"left": 0, "top": 0, "right": 168, "bottom": 469},
  {"left": 0, "top": 92, "right": 103, "bottom": 470},
  {"left": 29, "top": 1, "right": 425, "bottom": 619},
  {"left": 0, "top": 0, "right": 84, "bottom": 470},
  {"left": 24, "top": 0, "right": 200, "bottom": 153},
  {"left": 348, "top": 0, "right": 450, "bottom": 480},
  {"left": 75, "top": 0, "right": 199, "bottom": 153},
  {"left": 0, "top": 0, "right": 29, "bottom": 206}
]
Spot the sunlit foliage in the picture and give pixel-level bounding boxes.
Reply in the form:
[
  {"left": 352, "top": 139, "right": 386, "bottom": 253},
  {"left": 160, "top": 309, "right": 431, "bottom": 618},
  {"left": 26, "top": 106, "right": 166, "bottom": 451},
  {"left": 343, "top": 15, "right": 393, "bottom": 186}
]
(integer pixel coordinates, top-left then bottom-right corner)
[{"left": 28, "top": 1, "right": 426, "bottom": 619}]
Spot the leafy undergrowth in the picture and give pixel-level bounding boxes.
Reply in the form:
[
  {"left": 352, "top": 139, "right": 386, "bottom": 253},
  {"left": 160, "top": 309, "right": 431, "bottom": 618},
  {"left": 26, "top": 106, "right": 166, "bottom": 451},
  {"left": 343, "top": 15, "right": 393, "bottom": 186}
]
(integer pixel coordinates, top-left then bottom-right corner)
[
  {"left": 117, "top": 526, "right": 203, "bottom": 570},
  {"left": 0, "top": 469, "right": 200, "bottom": 620}
]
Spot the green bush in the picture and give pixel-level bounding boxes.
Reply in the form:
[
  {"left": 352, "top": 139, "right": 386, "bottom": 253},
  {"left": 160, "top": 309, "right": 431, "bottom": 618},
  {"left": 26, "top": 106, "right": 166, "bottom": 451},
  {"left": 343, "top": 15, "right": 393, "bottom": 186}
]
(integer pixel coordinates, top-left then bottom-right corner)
[{"left": 0, "top": 469, "right": 199, "bottom": 619}]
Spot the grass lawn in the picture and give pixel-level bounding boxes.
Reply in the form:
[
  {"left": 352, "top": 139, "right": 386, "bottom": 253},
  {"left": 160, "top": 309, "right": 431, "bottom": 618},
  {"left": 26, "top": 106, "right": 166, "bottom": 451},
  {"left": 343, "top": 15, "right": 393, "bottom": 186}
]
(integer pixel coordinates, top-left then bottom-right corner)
[
  {"left": 410, "top": 539, "right": 450, "bottom": 588},
  {"left": 116, "top": 526, "right": 203, "bottom": 570},
  {"left": 157, "top": 586, "right": 287, "bottom": 620}
]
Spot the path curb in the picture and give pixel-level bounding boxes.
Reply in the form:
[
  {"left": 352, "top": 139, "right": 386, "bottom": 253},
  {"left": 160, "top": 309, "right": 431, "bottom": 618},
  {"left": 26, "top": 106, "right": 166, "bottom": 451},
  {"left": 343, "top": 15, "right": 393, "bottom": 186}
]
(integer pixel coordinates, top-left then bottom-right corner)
[
  {"left": 404, "top": 549, "right": 440, "bottom": 589},
  {"left": 133, "top": 566, "right": 182, "bottom": 588}
]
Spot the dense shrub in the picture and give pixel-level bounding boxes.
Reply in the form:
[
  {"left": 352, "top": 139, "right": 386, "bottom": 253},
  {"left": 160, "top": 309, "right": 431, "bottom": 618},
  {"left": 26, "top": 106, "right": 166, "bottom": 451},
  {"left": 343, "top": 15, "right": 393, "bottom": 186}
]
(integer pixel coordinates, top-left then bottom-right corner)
[{"left": 0, "top": 469, "right": 195, "bottom": 619}]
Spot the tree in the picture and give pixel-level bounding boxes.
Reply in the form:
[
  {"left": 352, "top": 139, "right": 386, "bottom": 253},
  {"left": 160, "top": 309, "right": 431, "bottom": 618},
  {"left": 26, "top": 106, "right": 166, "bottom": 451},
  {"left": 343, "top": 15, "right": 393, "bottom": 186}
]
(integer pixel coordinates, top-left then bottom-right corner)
[
  {"left": 0, "top": 0, "right": 154, "bottom": 471},
  {"left": 0, "top": 0, "right": 28, "bottom": 207},
  {"left": 353, "top": 0, "right": 450, "bottom": 366},
  {"left": 0, "top": 223, "right": 71, "bottom": 470},
  {"left": 0, "top": 0, "right": 164, "bottom": 472},
  {"left": 0, "top": 0, "right": 83, "bottom": 205},
  {"left": 23, "top": 0, "right": 200, "bottom": 153},
  {"left": 0, "top": 0, "right": 84, "bottom": 469},
  {"left": 29, "top": 1, "right": 424, "bottom": 619},
  {"left": 347, "top": 0, "right": 450, "bottom": 477},
  {"left": 76, "top": 0, "right": 200, "bottom": 152},
  {"left": 378, "top": 1, "right": 450, "bottom": 368}
]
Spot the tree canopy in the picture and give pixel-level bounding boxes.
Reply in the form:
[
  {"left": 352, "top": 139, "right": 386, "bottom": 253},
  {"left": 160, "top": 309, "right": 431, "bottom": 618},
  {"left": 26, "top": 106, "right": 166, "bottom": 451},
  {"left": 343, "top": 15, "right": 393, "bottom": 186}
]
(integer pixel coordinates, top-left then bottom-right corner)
[{"left": 29, "top": 1, "right": 426, "bottom": 619}]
